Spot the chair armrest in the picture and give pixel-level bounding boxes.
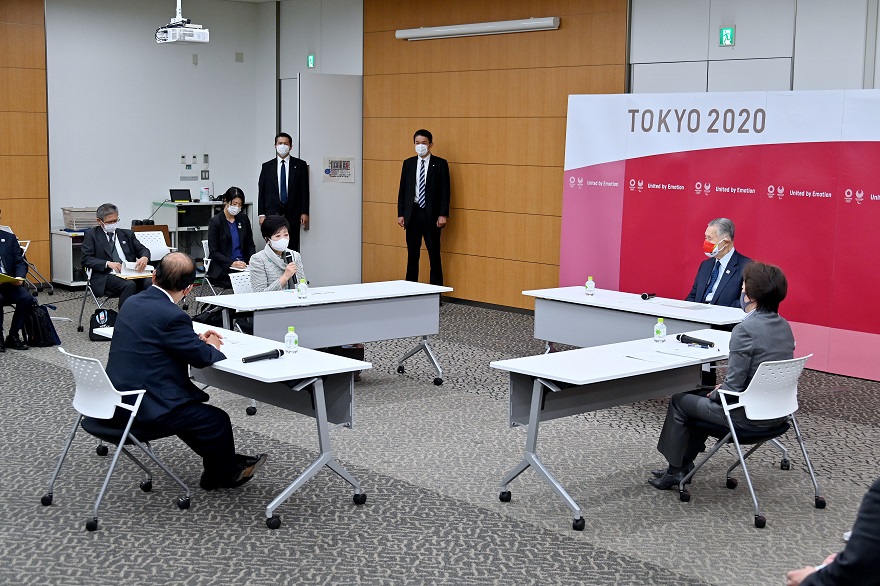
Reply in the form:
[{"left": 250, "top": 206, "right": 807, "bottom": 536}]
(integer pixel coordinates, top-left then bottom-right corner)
[{"left": 116, "top": 389, "right": 147, "bottom": 397}]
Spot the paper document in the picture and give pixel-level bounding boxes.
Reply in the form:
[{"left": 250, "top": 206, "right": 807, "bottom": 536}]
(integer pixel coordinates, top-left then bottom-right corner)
[
  {"left": 0, "top": 273, "right": 25, "bottom": 285},
  {"left": 119, "top": 261, "right": 154, "bottom": 276}
]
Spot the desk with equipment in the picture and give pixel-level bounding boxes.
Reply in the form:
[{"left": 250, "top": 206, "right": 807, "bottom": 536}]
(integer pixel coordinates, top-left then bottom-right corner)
[
  {"left": 490, "top": 328, "right": 731, "bottom": 531},
  {"left": 197, "top": 280, "right": 452, "bottom": 385},
  {"left": 150, "top": 200, "right": 253, "bottom": 253}
]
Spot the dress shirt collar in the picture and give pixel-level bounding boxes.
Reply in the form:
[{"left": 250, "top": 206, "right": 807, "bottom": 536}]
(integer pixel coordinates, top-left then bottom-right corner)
[{"left": 153, "top": 285, "right": 177, "bottom": 304}]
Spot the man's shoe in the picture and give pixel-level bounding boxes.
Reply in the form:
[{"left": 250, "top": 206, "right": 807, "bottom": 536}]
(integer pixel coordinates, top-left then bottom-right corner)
[
  {"left": 201, "top": 454, "right": 268, "bottom": 490},
  {"left": 5, "top": 335, "right": 29, "bottom": 351},
  {"left": 235, "top": 453, "right": 268, "bottom": 482},
  {"left": 0, "top": 338, "right": 6, "bottom": 352},
  {"left": 651, "top": 462, "right": 694, "bottom": 479},
  {"left": 648, "top": 470, "right": 687, "bottom": 490}
]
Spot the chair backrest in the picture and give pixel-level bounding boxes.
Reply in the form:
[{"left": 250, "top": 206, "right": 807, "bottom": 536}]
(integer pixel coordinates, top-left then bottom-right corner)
[
  {"left": 737, "top": 355, "right": 812, "bottom": 421},
  {"left": 132, "top": 224, "right": 171, "bottom": 247},
  {"left": 59, "top": 347, "right": 144, "bottom": 420},
  {"left": 0, "top": 225, "right": 13, "bottom": 234},
  {"left": 229, "top": 271, "right": 253, "bottom": 294},
  {"left": 19, "top": 240, "right": 30, "bottom": 255},
  {"left": 136, "top": 231, "right": 171, "bottom": 261},
  {"left": 201, "top": 239, "right": 209, "bottom": 258}
]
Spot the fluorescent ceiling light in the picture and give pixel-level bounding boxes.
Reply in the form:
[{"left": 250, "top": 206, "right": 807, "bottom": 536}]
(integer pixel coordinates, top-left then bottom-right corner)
[{"left": 395, "top": 17, "right": 560, "bottom": 41}]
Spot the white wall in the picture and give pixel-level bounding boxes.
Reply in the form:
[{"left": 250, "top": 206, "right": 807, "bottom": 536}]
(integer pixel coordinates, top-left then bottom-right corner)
[
  {"left": 46, "top": 0, "right": 275, "bottom": 229},
  {"left": 279, "top": 0, "right": 364, "bottom": 78}
]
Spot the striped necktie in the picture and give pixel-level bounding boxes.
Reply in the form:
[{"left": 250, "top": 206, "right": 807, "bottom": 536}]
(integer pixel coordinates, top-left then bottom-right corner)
[
  {"left": 704, "top": 260, "right": 720, "bottom": 302},
  {"left": 416, "top": 158, "right": 426, "bottom": 208}
]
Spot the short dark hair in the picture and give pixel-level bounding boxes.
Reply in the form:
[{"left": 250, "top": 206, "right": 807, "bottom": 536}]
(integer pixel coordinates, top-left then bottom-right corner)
[
  {"left": 154, "top": 252, "right": 197, "bottom": 292},
  {"left": 260, "top": 214, "right": 290, "bottom": 240},
  {"left": 222, "top": 186, "right": 245, "bottom": 204},
  {"left": 413, "top": 129, "right": 432, "bottom": 143},
  {"left": 743, "top": 262, "right": 787, "bottom": 313},
  {"left": 275, "top": 132, "right": 293, "bottom": 144},
  {"left": 96, "top": 203, "right": 118, "bottom": 221}
]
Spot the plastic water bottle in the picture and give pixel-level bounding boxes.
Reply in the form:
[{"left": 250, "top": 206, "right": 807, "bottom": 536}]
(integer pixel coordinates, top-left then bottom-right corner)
[
  {"left": 285, "top": 326, "right": 299, "bottom": 353},
  {"left": 296, "top": 278, "right": 308, "bottom": 299},
  {"left": 585, "top": 276, "right": 596, "bottom": 296},
  {"left": 654, "top": 318, "right": 666, "bottom": 343}
]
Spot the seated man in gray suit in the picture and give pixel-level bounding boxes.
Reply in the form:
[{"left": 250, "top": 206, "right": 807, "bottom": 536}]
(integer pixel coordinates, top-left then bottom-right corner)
[{"left": 649, "top": 262, "right": 795, "bottom": 490}]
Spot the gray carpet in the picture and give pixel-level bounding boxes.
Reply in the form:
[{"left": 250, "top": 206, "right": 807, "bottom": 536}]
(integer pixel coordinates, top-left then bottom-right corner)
[{"left": 2, "top": 287, "right": 878, "bottom": 585}]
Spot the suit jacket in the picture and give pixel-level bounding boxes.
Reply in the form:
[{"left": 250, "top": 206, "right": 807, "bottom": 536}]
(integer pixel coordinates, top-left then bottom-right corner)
[
  {"left": 397, "top": 155, "right": 451, "bottom": 224},
  {"left": 206, "top": 212, "right": 256, "bottom": 279},
  {"left": 0, "top": 232, "right": 28, "bottom": 279},
  {"left": 80, "top": 226, "right": 151, "bottom": 296},
  {"left": 720, "top": 308, "right": 795, "bottom": 396},
  {"left": 257, "top": 156, "right": 310, "bottom": 221},
  {"left": 106, "top": 286, "right": 225, "bottom": 424},
  {"left": 802, "top": 476, "right": 880, "bottom": 586},
  {"left": 685, "top": 250, "right": 751, "bottom": 307}
]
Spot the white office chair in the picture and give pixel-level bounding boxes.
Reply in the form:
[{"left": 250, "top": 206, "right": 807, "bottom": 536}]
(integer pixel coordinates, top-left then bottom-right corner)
[
  {"left": 41, "top": 348, "right": 191, "bottom": 532},
  {"left": 678, "top": 354, "right": 824, "bottom": 528},
  {"left": 228, "top": 270, "right": 253, "bottom": 294},
  {"left": 135, "top": 230, "right": 172, "bottom": 261},
  {"left": 198, "top": 239, "right": 219, "bottom": 298}
]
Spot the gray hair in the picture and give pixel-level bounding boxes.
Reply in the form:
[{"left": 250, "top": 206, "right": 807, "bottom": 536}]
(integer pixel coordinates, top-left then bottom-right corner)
[
  {"left": 708, "top": 217, "right": 735, "bottom": 241},
  {"left": 96, "top": 203, "right": 119, "bottom": 221}
]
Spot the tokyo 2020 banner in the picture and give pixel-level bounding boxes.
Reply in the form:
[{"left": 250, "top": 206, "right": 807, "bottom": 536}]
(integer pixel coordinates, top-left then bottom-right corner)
[{"left": 561, "top": 90, "right": 880, "bottom": 381}]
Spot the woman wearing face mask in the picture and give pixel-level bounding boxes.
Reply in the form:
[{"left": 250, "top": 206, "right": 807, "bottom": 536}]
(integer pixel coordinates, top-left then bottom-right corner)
[
  {"left": 206, "top": 187, "right": 256, "bottom": 289},
  {"left": 248, "top": 214, "right": 306, "bottom": 293},
  {"left": 648, "top": 262, "right": 796, "bottom": 490}
]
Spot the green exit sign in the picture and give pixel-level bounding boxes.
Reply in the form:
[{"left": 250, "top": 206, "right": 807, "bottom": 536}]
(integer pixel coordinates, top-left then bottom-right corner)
[
  {"left": 720, "top": 26, "right": 735, "bottom": 46},
  {"left": 307, "top": 54, "right": 316, "bottom": 68}
]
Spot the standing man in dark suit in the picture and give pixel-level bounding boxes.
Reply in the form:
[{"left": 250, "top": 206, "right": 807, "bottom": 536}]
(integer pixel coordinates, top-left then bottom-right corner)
[
  {"left": 106, "top": 252, "right": 267, "bottom": 490},
  {"left": 0, "top": 225, "right": 36, "bottom": 351},
  {"left": 80, "top": 203, "right": 152, "bottom": 310},
  {"left": 257, "top": 132, "right": 309, "bottom": 253},
  {"left": 685, "top": 217, "right": 751, "bottom": 307},
  {"left": 397, "top": 129, "right": 451, "bottom": 286}
]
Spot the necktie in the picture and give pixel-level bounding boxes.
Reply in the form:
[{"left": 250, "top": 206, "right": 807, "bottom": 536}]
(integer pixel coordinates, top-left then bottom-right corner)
[
  {"left": 108, "top": 233, "right": 121, "bottom": 263},
  {"left": 704, "top": 260, "right": 720, "bottom": 302},
  {"left": 280, "top": 160, "right": 288, "bottom": 205},
  {"left": 416, "top": 159, "right": 426, "bottom": 208}
]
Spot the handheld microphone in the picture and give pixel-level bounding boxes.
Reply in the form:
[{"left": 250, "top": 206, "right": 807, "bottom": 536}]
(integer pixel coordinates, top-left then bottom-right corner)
[
  {"left": 641, "top": 292, "right": 656, "bottom": 300},
  {"left": 675, "top": 334, "right": 715, "bottom": 348},
  {"left": 284, "top": 250, "right": 293, "bottom": 265},
  {"left": 241, "top": 349, "right": 285, "bottom": 363}
]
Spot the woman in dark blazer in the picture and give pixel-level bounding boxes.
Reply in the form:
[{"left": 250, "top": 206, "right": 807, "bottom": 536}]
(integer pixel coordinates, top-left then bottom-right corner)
[{"left": 206, "top": 187, "right": 256, "bottom": 289}]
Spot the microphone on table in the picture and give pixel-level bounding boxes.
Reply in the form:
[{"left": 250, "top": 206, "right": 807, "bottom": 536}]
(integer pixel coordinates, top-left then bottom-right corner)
[
  {"left": 675, "top": 334, "right": 715, "bottom": 348},
  {"left": 241, "top": 349, "right": 285, "bottom": 363},
  {"left": 641, "top": 292, "right": 657, "bottom": 300}
]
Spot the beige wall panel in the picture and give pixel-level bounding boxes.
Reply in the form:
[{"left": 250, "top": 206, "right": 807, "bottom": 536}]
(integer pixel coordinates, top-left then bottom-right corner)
[
  {"left": 364, "top": 0, "right": 626, "bottom": 32},
  {"left": 0, "top": 0, "right": 45, "bottom": 26},
  {"left": 0, "top": 156, "right": 48, "bottom": 197},
  {"left": 365, "top": 12, "right": 626, "bottom": 75},
  {"left": 362, "top": 201, "right": 403, "bottom": 247},
  {"left": 361, "top": 242, "right": 425, "bottom": 283},
  {"left": 364, "top": 160, "right": 563, "bottom": 216},
  {"left": 0, "top": 68, "right": 47, "bottom": 112},
  {"left": 364, "top": 117, "right": 566, "bottom": 167},
  {"left": 0, "top": 23, "right": 45, "bottom": 69},
  {"left": 1, "top": 196, "right": 49, "bottom": 240},
  {"left": 0, "top": 112, "right": 47, "bottom": 155},
  {"left": 364, "top": 66, "right": 624, "bottom": 119}
]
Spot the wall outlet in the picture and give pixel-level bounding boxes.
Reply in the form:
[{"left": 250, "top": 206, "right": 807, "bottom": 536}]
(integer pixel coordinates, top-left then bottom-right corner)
[{"left": 201, "top": 170, "right": 210, "bottom": 180}]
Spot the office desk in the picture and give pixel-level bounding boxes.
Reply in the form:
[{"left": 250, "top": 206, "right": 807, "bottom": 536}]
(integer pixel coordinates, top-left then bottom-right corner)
[
  {"left": 490, "top": 328, "right": 731, "bottom": 531},
  {"left": 524, "top": 287, "right": 743, "bottom": 350},
  {"left": 197, "top": 280, "right": 453, "bottom": 384},
  {"left": 96, "top": 323, "right": 372, "bottom": 530}
]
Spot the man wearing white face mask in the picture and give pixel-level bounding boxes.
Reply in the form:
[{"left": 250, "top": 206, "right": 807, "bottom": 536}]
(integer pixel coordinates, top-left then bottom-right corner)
[
  {"left": 685, "top": 217, "right": 751, "bottom": 308},
  {"left": 397, "top": 129, "right": 451, "bottom": 286},
  {"left": 81, "top": 203, "right": 152, "bottom": 310},
  {"left": 257, "top": 132, "right": 310, "bottom": 253}
]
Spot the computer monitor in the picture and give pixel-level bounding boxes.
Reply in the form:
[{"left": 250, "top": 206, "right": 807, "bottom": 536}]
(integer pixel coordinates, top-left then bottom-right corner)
[{"left": 170, "top": 188, "right": 192, "bottom": 202}]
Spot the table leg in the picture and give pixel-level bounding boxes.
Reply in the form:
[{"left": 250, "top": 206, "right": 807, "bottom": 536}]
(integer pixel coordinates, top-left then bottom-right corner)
[
  {"left": 221, "top": 308, "right": 231, "bottom": 330},
  {"left": 397, "top": 335, "right": 444, "bottom": 386},
  {"left": 498, "top": 378, "right": 585, "bottom": 530},
  {"left": 265, "top": 376, "right": 364, "bottom": 529}
]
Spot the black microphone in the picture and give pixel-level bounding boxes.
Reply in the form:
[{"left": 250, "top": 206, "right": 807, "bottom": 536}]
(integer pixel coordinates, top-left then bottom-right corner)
[
  {"left": 675, "top": 334, "right": 715, "bottom": 348},
  {"left": 641, "top": 292, "right": 656, "bottom": 300},
  {"left": 284, "top": 250, "right": 293, "bottom": 265},
  {"left": 241, "top": 349, "right": 285, "bottom": 363}
]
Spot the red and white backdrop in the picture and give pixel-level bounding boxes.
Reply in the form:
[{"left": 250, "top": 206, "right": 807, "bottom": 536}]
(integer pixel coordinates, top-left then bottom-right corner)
[{"left": 561, "top": 90, "right": 880, "bottom": 381}]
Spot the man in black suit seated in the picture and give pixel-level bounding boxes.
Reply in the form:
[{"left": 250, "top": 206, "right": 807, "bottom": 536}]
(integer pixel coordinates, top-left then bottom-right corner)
[
  {"left": 80, "top": 203, "right": 152, "bottom": 310},
  {"left": 0, "top": 223, "right": 36, "bottom": 351},
  {"left": 686, "top": 217, "right": 751, "bottom": 307},
  {"left": 106, "top": 252, "right": 267, "bottom": 490}
]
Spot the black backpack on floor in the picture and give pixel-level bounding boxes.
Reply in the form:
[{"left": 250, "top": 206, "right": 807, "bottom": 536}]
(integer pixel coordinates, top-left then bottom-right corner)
[
  {"left": 88, "top": 308, "right": 118, "bottom": 341},
  {"left": 23, "top": 303, "right": 61, "bottom": 347}
]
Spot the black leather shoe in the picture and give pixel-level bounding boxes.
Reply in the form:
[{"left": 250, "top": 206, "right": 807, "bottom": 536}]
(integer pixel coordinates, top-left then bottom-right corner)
[
  {"left": 651, "top": 462, "right": 694, "bottom": 478},
  {"left": 649, "top": 470, "right": 687, "bottom": 490},
  {"left": 201, "top": 454, "right": 268, "bottom": 490},
  {"left": 0, "top": 338, "right": 5, "bottom": 352},
  {"left": 5, "top": 334, "right": 29, "bottom": 351}
]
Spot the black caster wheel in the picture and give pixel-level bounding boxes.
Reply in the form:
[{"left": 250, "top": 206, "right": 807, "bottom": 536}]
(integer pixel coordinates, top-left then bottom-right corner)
[
  {"left": 182, "top": 303, "right": 189, "bottom": 311},
  {"left": 41, "top": 494, "right": 53, "bottom": 506},
  {"left": 85, "top": 519, "right": 98, "bottom": 532},
  {"left": 266, "top": 515, "right": 281, "bottom": 530},
  {"left": 48, "top": 291, "right": 54, "bottom": 296},
  {"left": 177, "top": 496, "right": 191, "bottom": 510},
  {"left": 246, "top": 406, "right": 257, "bottom": 416},
  {"left": 140, "top": 480, "right": 153, "bottom": 492},
  {"left": 679, "top": 490, "right": 691, "bottom": 503},
  {"left": 353, "top": 493, "right": 367, "bottom": 505},
  {"left": 726, "top": 477, "right": 738, "bottom": 489},
  {"left": 96, "top": 445, "right": 109, "bottom": 457},
  {"left": 433, "top": 378, "right": 443, "bottom": 386},
  {"left": 781, "top": 458, "right": 791, "bottom": 470},
  {"left": 77, "top": 326, "right": 84, "bottom": 332},
  {"left": 572, "top": 517, "right": 585, "bottom": 531},
  {"left": 815, "top": 496, "right": 827, "bottom": 509},
  {"left": 499, "top": 491, "right": 512, "bottom": 502},
  {"left": 397, "top": 365, "right": 405, "bottom": 374},
  {"left": 754, "top": 515, "right": 766, "bottom": 529}
]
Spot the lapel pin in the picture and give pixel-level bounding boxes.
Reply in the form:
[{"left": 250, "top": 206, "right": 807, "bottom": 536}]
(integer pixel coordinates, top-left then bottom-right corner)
[{"left": 725, "top": 270, "right": 730, "bottom": 274}]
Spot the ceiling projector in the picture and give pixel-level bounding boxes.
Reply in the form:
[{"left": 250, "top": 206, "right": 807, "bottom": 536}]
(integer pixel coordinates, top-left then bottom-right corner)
[{"left": 156, "top": 1, "right": 209, "bottom": 44}]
